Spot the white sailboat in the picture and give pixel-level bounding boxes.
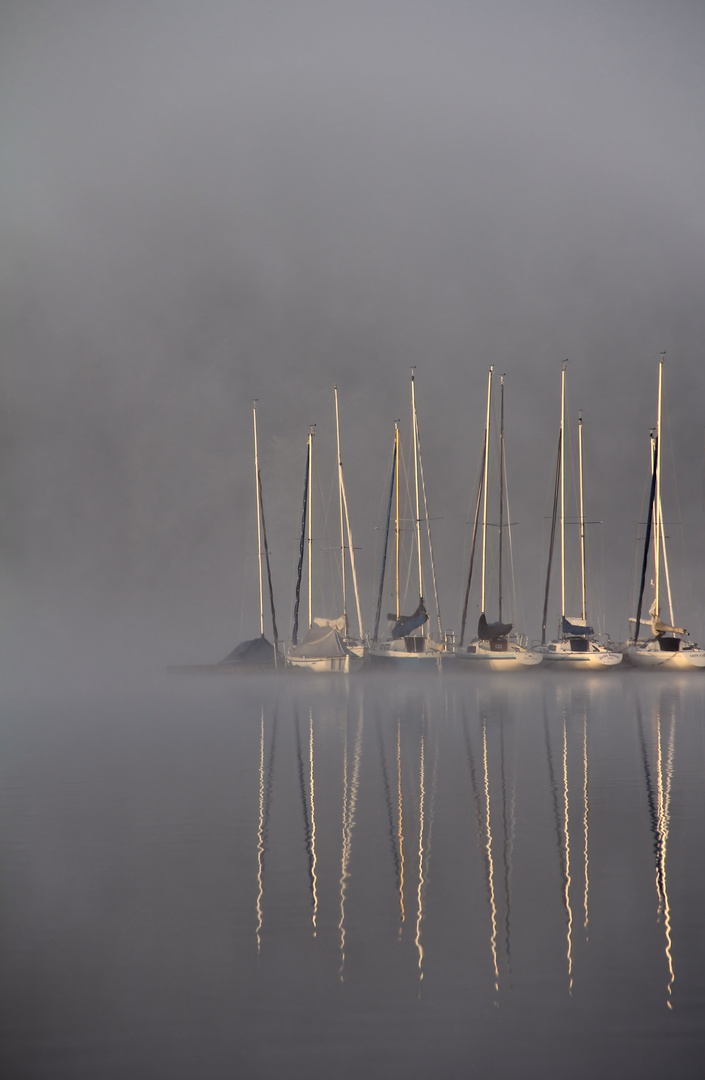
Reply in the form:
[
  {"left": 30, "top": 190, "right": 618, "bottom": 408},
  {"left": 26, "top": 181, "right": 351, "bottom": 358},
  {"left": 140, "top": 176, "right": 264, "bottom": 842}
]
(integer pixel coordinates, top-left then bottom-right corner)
[
  {"left": 455, "top": 369, "right": 542, "bottom": 670},
  {"left": 623, "top": 356, "right": 705, "bottom": 669},
  {"left": 538, "top": 364, "right": 621, "bottom": 670},
  {"left": 368, "top": 370, "right": 446, "bottom": 669},
  {"left": 287, "top": 402, "right": 365, "bottom": 674}
]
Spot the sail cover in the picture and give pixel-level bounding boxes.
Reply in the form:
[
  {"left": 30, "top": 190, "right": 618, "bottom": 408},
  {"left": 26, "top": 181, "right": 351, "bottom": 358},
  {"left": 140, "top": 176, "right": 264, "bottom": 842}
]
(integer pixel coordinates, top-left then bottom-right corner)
[
  {"left": 288, "top": 623, "right": 348, "bottom": 658},
  {"left": 561, "top": 616, "right": 593, "bottom": 637},
  {"left": 220, "top": 635, "right": 276, "bottom": 666},
  {"left": 478, "top": 612, "right": 513, "bottom": 641},
  {"left": 388, "top": 599, "right": 428, "bottom": 640},
  {"left": 313, "top": 615, "right": 346, "bottom": 632}
]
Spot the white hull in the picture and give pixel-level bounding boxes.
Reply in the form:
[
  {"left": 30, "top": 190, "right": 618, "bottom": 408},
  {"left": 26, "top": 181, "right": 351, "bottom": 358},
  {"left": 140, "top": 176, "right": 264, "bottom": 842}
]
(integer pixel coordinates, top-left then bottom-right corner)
[
  {"left": 623, "top": 640, "right": 705, "bottom": 670},
  {"left": 286, "top": 651, "right": 364, "bottom": 674},
  {"left": 368, "top": 637, "right": 444, "bottom": 670},
  {"left": 539, "top": 640, "right": 622, "bottom": 670},
  {"left": 455, "top": 642, "right": 542, "bottom": 671}
]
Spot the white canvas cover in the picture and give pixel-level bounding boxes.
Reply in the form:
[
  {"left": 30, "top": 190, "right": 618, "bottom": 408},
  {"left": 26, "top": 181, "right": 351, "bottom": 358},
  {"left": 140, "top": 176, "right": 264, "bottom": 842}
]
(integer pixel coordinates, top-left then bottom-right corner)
[{"left": 288, "top": 623, "right": 348, "bottom": 658}]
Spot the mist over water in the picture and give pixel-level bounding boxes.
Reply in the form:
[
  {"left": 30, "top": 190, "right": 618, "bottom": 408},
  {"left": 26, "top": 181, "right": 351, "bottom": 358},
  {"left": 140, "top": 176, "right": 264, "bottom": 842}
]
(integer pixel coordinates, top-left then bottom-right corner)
[
  {"left": 3, "top": 3, "right": 705, "bottom": 1076},
  {"left": 2, "top": 669, "right": 705, "bottom": 1079},
  {"left": 2, "top": 0, "right": 705, "bottom": 657}
]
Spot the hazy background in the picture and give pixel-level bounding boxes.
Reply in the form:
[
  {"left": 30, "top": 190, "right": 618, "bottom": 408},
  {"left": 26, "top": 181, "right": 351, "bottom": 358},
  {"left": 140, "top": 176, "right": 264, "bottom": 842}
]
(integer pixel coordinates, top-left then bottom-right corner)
[{"left": 2, "top": 0, "right": 705, "bottom": 670}]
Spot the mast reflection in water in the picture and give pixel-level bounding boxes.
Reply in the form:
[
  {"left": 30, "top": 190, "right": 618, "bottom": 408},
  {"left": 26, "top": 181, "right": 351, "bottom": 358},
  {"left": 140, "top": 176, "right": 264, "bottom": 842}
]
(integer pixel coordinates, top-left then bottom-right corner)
[{"left": 2, "top": 672, "right": 705, "bottom": 1079}]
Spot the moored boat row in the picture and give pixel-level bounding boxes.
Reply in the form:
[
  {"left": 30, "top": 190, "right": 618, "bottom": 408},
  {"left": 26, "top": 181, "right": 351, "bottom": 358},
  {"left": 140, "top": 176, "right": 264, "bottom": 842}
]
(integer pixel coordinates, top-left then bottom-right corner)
[{"left": 180, "top": 357, "right": 704, "bottom": 674}]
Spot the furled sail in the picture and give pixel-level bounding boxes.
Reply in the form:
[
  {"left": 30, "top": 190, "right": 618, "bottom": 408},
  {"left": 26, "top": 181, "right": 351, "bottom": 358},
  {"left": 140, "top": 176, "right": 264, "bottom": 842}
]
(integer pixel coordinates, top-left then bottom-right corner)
[
  {"left": 649, "top": 600, "right": 687, "bottom": 637},
  {"left": 478, "top": 612, "right": 513, "bottom": 642},
  {"left": 388, "top": 598, "right": 429, "bottom": 640},
  {"left": 561, "top": 615, "right": 593, "bottom": 637}
]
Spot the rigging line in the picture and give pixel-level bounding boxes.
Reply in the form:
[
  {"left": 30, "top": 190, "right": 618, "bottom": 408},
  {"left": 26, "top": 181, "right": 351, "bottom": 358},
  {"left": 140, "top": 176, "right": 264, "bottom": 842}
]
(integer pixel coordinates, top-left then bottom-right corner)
[
  {"left": 460, "top": 438, "right": 485, "bottom": 646},
  {"left": 504, "top": 462, "right": 522, "bottom": 633},
  {"left": 340, "top": 473, "right": 364, "bottom": 640},
  {"left": 373, "top": 435, "right": 397, "bottom": 643},
  {"left": 542, "top": 429, "right": 562, "bottom": 645},
  {"left": 415, "top": 417, "right": 443, "bottom": 636},
  {"left": 657, "top": 490, "right": 676, "bottom": 628},
  {"left": 633, "top": 436, "right": 658, "bottom": 643},
  {"left": 291, "top": 440, "right": 310, "bottom": 646},
  {"left": 258, "top": 469, "right": 279, "bottom": 656}
]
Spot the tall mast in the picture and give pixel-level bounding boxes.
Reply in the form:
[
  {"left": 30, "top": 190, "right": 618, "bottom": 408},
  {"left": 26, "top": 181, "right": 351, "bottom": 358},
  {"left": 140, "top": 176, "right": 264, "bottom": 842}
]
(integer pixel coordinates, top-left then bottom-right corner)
[
  {"left": 633, "top": 432, "right": 658, "bottom": 643},
  {"left": 578, "top": 411, "right": 586, "bottom": 624},
  {"left": 411, "top": 369, "right": 423, "bottom": 603},
  {"left": 498, "top": 374, "right": 505, "bottom": 623},
  {"left": 253, "top": 400, "right": 265, "bottom": 637},
  {"left": 459, "top": 436, "right": 485, "bottom": 646},
  {"left": 480, "top": 367, "right": 493, "bottom": 615},
  {"left": 336, "top": 389, "right": 364, "bottom": 640},
  {"left": 654, "top": 355, "right": 664, "bottom": 614},
  {"left": 395, "top": 421, "right": 400, "bottom": 620},
  {"left": 541, "top": 427, "right": 562, "bottom": 646},
  {"left": 307, "top": 426, "right": 315, "bottom": 630},
  {"left": 334, "top": 386, "right": 347, "bottom": 635},
  {"left": 292, "top": 437, "right": 311, "bottom": 647},
  {"left": 560, "top": 361, "right": 567, "bottom": 619},
  {"left": 373, "top": 431, "right": 397, "bottom": 643}
]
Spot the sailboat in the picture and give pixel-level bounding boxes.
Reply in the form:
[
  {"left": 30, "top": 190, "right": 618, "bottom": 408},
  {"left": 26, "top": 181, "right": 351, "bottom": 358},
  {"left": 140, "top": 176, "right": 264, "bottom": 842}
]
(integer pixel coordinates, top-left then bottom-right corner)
[
  {"left": 287, "top": 397, "right": 365, "bottom": 674},
  {"left": 538, "top": 364, "right": 621, "bottom": 670},
  {"left": 455, "top": 369, "right": 542, "bottom": 670},
  {"left": 217, "top": 400, "right": 280, "bottom": 669},
  {"left": 368, "top": 370, "right": 446, "bottom": 669},
  {"left": 623, "top": 356, "right": 705, "bottom": 669}
]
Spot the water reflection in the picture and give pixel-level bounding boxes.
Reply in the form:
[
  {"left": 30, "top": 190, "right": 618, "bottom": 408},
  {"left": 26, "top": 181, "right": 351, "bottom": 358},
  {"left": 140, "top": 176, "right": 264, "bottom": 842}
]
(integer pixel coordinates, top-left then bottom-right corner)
[
  {"left": 246, "top": 674, "right": 701, "bottom": 1018},
  {"left": 338, "top": 698, "right": 363, "bottom": 979},
  {"left": 637, "top": 687, "right": 677, "bottom": 1008},
  {"left": 5, "top": 672, "right": 703, "bottom": 1078}
]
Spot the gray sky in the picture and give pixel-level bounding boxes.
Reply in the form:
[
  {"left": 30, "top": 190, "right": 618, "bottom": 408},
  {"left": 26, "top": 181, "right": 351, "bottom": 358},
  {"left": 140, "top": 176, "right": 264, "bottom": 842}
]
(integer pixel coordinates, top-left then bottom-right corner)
[{"left": 2, "top": 0, "right": 705, "bottom": 659}]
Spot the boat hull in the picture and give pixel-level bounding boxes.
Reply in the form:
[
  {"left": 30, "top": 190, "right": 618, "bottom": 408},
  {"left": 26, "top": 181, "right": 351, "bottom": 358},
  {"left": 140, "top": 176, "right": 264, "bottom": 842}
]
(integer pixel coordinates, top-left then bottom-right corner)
[
  {"left": 623, "top": 641, "right": 705, "bottom": 670},
  {"left": 368, "top": 638, "right": 444, "bottom": 670},
  {"left": 454, "top": 645, "right": 542, "bottom": 671},
  {"left": 286, "top": 651, "right": 364, "bottom": 674},
  {"left": 539, "top": 642, "right": 622, "bottom": 670}
]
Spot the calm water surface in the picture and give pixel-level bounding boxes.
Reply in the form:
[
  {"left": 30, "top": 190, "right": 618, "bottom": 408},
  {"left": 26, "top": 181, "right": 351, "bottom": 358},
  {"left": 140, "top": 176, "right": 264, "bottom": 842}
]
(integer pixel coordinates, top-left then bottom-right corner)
[{"left": 2, "top": 670, "right": 704, "bottom": 1078}]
